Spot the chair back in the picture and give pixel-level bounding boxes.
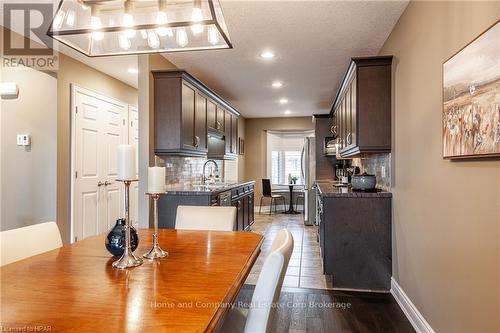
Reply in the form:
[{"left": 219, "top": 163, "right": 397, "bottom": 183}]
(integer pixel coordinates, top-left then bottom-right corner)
[
  {"left": 0, "top": 222, "right": 63, "bottom": 267},
  {"left": 244, "top": 229, "right": 294, "bottom": 333},
  {"left": 262, "top": 179, "right": 272, "bottom": 197},
  {"left": 175, "top": 206, "right": 236, "bottom": 231}
]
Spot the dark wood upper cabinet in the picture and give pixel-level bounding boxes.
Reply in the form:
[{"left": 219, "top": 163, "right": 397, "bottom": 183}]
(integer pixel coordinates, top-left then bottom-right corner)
[
  {"left": 207, "top": 99, "right": 217, "bottom": 131},
  {"left": 231, "top": 114, "right": 238, "bottom": 155},
  {"left": 330, "top": 56, "right": 392, "bottom": 157},
  {"left": 195, "top": 91, "right": 207, "bottom": 151},
  {"left": 153, "top": 70, "right": 239, "bottom": 157}
]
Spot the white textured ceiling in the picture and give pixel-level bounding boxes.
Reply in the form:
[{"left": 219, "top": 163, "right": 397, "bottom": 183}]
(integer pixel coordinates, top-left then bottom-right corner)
[{"left": 164, "top": 0, "right": 409, "bottom": 118}]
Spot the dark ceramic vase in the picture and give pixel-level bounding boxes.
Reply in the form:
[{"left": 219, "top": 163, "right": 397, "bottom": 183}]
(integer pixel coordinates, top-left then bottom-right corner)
[{"left": 105, "top": 218, "right": 139, "bottom": 256}]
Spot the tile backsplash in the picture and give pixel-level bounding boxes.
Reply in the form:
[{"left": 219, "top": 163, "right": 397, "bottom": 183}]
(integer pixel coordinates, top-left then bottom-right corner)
[
  {"left": 155, "top": 156, "right": 223, "bottom": 185},
  {"left": 351, "top": 153, "right": 391, "bottom": 191}
]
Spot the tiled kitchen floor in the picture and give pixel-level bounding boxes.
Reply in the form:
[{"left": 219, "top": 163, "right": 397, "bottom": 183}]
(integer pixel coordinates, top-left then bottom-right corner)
[{"left": 245, "top": 212, "right": 333, "bottom": 289}]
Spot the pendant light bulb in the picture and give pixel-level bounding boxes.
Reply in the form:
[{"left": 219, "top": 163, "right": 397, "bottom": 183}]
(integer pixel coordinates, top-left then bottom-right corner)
[
  {"left": 119, "top": 33, "right": 131, "bottom": 50},
  {"left": 90, "top": 5, "right": 102, "bottom": 30},
  {"left": 191, "top": 0, "right": 204, "bottom": 35},
  {"left": 176, "top": 28, "right": 188, "bottom": 47},
  {"left": 156, "top": 1, "right": 172, "bottom": 37},
  {"left": 147, "top": 30, "right": 160, "bottom": 49},
  {"left": 208, "top": 26, "right": 218, "bottom": 45},
  {"left": 123, "top": 1, "right": 136, "bottom": 38}
]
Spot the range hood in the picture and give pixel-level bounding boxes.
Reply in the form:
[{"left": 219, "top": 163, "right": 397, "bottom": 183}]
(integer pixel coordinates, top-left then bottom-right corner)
[{"left": 207, "top": 135, "right": 236, "bottom": 160}]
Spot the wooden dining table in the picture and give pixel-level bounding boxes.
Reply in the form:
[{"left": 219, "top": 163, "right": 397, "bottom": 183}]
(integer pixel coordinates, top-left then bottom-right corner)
[{"left": 0, "top": 229, "right": 263, "bottom": 333}]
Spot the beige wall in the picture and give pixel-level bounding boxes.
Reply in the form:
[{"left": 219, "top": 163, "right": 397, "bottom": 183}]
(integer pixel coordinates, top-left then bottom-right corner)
[
  {"left": 244, "top": 117, "right": 314, "bottom": 197},
  {"left": 57, "top": 54, "right": 138, "bottom": 243},
  {"left": 379, "top": 2, "right": 499, "bottom": 332},
  {"left": 1, "top": 66, "right": 57, "bottom": 231}
]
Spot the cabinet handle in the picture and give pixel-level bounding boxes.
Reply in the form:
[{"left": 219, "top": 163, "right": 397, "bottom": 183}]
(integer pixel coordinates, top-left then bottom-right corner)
[
  {"left": 193, "top": 136, "right": 200, "bottom": 147},
  {"left": 97, "top": 181, "right": 104, "bottom": 187},
  {"left": 216, "top": 121, "right": 221, "bottom": 130},
  {"left": 347, "top": 133, "right": 352, "bottom": 145},
  {"left": 331, "top": 125, "right": 338, "bottom": 136},
  {"left": 104, "top": 181, "right": 113, "bottom": 186}
]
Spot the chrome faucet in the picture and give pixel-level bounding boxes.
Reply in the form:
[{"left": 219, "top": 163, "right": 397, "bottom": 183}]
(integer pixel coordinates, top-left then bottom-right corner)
[{"left": 203, "top": 159, "right": 219, "bottom": 184}]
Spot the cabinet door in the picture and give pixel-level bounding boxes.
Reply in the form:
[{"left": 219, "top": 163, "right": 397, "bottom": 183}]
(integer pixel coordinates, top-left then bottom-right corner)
[
  {"left": 231, "top": 115, "right": 238, "bottom": 154},
  {"left": 216, "top": 105, "right": 225, "bottom": 132},
  {"left": 345, "top": 86, "right": 352, "bottom": 148},
  {"left": 207, "top": 100, "right": 217, "bottom": 130},
  {"left": 181, "top": 83, "right": 196, "bottom": 149},
  {"left": 350, "top": 75, "right": 357, "bottom": 147},
  {"left": 224, "top": 110, "right": 231, "bottom": 154},
  {"left": 237, "top": 199, "right": 244, "bottom": 230},
  {"left": 194, "top": 92, "right": 207, "bottom": 151},
  {"left": 248, "top": 193, "right": 254, "bottom": 227},
  {"left": 243, "top": 195, "right": 249, "bottom": 229}
]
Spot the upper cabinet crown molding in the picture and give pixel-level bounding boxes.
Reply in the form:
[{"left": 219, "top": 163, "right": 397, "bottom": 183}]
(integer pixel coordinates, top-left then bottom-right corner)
[{"left": 329, "top": 56, "right": 393, "bottom": 157}]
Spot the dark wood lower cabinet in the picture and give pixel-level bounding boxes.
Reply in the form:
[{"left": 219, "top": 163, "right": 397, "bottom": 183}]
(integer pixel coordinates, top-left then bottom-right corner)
[
  {"left": 158, "top": 182, "right": 255, "bottom": 231},
  {"left": 318, "top": 194, "right": 392, "bottom": 291}
]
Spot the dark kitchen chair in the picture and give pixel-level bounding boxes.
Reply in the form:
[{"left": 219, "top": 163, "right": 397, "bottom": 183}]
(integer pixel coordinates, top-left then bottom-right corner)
[
  {"left": 259, "top": 179, "right": 286, "bottom": 215},
  {"left": 295, "top": 192, "right": 305, "bottom": 213}
]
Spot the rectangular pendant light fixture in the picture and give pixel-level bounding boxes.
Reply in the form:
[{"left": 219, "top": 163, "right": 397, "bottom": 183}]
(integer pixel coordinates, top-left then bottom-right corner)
[{"left": 47, "top": 0, "right": 232, "bottom": 57}]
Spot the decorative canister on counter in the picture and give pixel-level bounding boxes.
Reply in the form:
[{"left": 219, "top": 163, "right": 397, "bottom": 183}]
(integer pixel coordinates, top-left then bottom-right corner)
[
  {"left": 105, "top": 218, "right": 139, "bottom": 256},
  {"left": 351, "top": 173, "right": 377, "bottom": 190}
]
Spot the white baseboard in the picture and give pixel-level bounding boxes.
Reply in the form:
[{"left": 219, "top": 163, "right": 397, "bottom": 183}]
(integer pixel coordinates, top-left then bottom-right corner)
[{"left": 391, "top": 278, "right": 435, "bottom": 333}]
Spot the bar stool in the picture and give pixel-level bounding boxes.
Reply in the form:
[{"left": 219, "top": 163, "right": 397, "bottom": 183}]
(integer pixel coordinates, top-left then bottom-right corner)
[{"left": 295, "top": 192, "right": 305, "bottom": 213}]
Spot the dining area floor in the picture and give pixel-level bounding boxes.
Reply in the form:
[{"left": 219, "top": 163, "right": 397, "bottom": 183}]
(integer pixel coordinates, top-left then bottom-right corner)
[{"left": 246, "top": 213, "right": 333, "bottom": 289}]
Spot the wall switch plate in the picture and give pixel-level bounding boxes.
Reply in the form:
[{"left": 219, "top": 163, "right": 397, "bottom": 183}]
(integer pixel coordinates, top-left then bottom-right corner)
[
  {"left": 17, "top": 134, "right": 31, "bottom": 146},
  {"left": 381, "top": 166, "right": 386, "bottom": 178}
]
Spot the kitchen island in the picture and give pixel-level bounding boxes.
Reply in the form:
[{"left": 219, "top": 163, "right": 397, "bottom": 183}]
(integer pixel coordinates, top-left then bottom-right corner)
[
  {"left": 316, "top": 181, "right": 392, "bottom": 291},
  {"left": 159, "top": 181, "right": 255, "bottom": 231}
]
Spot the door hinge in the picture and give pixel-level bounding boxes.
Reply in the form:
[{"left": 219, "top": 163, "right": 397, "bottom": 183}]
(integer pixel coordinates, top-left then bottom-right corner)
[
  {"left": 123, "top": 119, "right": 126, "bottom": 126},
  {"left": 75, "top": 106, "right": 78, "bottom": 114},
  {"left": 75, "top": 171, "right": 78, "bottom": 179},
  {"left": 131, "top": 120, "right": 133, "bottom": 127}
]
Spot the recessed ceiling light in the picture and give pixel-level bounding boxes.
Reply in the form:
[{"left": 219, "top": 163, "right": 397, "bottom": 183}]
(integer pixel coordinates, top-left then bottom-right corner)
[
  {"left": 279, "top": 98, "right": 288, "bottom": 104},
  {"left": 284, "top": 110, "right": 292, "bottom": 115},
  {"left": 128, "top": 68, "right": 139, "bottom": 74},
  {"left": 272, "top": 81, "right": 283, "bottom": 88},
  {"left": 260, "top": 51, "right": 275, "bottom": 59}
]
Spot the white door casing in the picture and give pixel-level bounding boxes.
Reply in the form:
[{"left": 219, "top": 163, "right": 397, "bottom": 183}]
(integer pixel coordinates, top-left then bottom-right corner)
[
  {"left": 128, "top": 105, "right": 139, "bottom": 227},
  {"left": 72, "top": 85, "right": 132, "bottom": 242}
]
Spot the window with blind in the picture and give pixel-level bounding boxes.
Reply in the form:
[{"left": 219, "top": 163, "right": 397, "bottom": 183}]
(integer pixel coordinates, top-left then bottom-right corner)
[{"left": 266, "top": 131, "right": 307, "bottom": 185}]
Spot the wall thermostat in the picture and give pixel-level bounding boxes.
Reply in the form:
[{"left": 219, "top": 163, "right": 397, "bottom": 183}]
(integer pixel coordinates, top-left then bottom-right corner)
[{"left": 17, "top": 134, "right": 31, "bottom": 146}]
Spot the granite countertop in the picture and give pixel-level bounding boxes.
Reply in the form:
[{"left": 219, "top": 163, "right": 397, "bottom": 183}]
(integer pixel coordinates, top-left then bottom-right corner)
[
  {"left": 165, "top": 180, "right": 255, "bottom": 196},
  {"left": 316, "top": 181, "right": 392, "bottom": 198}
]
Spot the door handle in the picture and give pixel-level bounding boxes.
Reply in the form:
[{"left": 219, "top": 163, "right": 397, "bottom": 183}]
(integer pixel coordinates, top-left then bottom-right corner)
[
  {"left": 97, "top": 181, "right": 104, "bottom": 187},
  {"left": 104, "top": 181, "right": 113, "bottom": 186},
  {"left": 193, "top": 136, "right": 200, "bottom": 147},
  {"left": 347, "top": 133, "right": 352, "bottom": 145}
]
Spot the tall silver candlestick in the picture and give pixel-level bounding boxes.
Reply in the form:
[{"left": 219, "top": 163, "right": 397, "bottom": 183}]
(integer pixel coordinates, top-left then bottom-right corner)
[
  {"left": 143, "top": 192, "right": 168, "bottom": 259},
  {"left": 113, "top": 179, "right": 143, "bottom": 269}
]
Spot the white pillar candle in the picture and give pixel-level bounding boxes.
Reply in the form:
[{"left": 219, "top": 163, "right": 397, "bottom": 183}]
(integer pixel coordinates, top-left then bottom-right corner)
[
  {"left": 117, "top": 144, "right": 136, "bottom": 180},
  {"left": 148, "top": 166, "right": 166, "bottom": 193}
]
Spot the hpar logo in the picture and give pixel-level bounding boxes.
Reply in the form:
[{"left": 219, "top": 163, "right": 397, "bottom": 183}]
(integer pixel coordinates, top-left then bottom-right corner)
[{"left": 2, "top": 3, "right": 58, "bottom": 70}]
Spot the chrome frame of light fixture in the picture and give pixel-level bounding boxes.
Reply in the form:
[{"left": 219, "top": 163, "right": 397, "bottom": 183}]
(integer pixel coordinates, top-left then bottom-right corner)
[{"left": 47, "top": 0, "right": 233, "bottom": 57}]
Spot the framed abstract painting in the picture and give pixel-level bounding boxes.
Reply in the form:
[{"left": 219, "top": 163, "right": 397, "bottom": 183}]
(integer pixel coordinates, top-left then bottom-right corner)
[{"left": 442, "top": 20, "right": 499, "bottom": 159}]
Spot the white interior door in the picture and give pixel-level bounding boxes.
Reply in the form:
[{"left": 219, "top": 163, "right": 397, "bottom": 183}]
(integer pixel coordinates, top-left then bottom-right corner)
[
  {"left": 73, "top": 87, "right": 127, "bottom": 242},
  {"left": 128, "top": 106, "right": 139, "bottom": 227}
]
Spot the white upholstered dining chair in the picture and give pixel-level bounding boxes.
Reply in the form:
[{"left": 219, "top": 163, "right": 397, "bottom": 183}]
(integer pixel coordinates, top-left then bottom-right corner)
[
  {"left": 175, "top": 206, "right": 237, "bottom": 231},
  {"left": 221, "top": 228, "right": 294, "bottom": 333},
  {"left": 0, "top": 221, "right": 63, "bottom": 267}
]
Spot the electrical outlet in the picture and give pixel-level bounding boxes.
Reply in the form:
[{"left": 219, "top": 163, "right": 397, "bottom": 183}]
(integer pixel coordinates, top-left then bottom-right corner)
[
  {"left": 16, "top": 134, "right": 31, "bottom": 146},
  {"left": 381, "top": 166, "right": 386, "bottom": 178},
  {"left": 17, "top": 135, "right": 23, "bottom": 146}
]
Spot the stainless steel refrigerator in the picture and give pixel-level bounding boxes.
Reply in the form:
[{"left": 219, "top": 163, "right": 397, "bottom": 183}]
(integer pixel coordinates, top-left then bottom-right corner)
[{"left": 301, "top": 137, "right": 316, "bottom": 225}]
